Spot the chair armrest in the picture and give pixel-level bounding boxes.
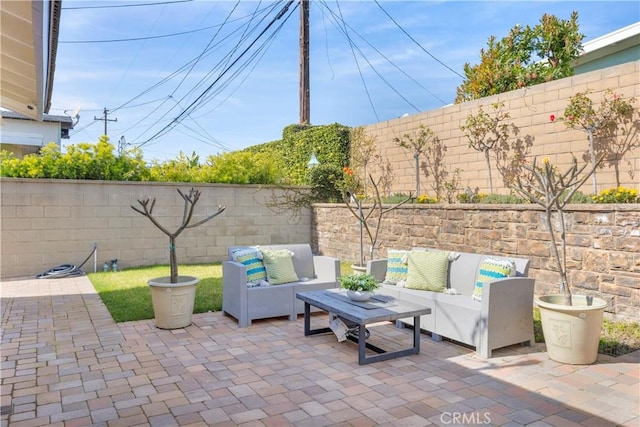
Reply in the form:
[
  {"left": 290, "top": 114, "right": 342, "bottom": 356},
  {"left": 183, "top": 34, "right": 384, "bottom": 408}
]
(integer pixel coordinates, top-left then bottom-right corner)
[
  {"left": 222, "top": 261, "right": 247, "bottom": 315},
  {"left": 367, "top": 259, "right": 388, "bottom": 283},
  {"left": 313, "top": 256, "right": 341, "bottom": 282},
  {"left": 482, "top": 277, "right": 535, "bottom": 335}
]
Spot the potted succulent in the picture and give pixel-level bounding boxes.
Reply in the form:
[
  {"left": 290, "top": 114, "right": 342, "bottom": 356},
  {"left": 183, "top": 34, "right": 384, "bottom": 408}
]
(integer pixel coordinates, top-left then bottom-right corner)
[
  {"left": 131, "top": 188, "right": 225, "bottom": 329},
  {"left": 339, "top": 273, "right": 379, "bottom": 301}
]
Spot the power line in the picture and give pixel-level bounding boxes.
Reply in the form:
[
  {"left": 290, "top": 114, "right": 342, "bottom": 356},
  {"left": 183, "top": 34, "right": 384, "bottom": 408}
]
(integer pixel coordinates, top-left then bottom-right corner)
[
  {"left": 318, "top": 1, "right": 448, "bottom": 106},
  {"left": 135, "top": 1, "right": 296, "bottom": 148},
  {"left": 333, "top": 0, "right": 379, "bottom": 121},
  {"left": 373, "top": 0, "right": 464, "bottom": 79},
  {"left": 62, "top": 0, "right": 193, "bottom": 10}
]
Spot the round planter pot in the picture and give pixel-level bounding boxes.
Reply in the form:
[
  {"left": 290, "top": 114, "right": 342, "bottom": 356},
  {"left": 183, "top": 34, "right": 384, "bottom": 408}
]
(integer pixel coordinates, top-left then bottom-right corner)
[
  {"left": 347, "top": 290, "right": 372, "bottom": 302},
  {"left": 535, "top": 294, "right": 607, "bottom": 365},
  {"left": 148, "top": 276, "right": 199, "bottom": 329},
  {"left": 351, "top": 264, "right": 367, "bottom": 275}
]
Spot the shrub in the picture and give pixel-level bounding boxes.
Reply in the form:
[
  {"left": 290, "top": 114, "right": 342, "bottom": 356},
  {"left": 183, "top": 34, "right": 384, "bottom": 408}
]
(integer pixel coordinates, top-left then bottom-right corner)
[
  {"left": 415, "top": 195, "right": 438, "bottom": 204},
  {"left": 592, "top": 187, "right": 639, "bottom": 204}
]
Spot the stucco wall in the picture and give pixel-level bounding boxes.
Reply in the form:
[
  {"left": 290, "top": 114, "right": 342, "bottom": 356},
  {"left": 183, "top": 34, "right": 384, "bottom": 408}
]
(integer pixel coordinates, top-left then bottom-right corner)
[
  {"left": 312, "top": 203, "right": 640, "bottom": 320},
  {"left": 361, "top": 61, "right": 639, "bottom": 196},
  {"left": 0, "top": 179, "right": 311, "bottom": 279}
]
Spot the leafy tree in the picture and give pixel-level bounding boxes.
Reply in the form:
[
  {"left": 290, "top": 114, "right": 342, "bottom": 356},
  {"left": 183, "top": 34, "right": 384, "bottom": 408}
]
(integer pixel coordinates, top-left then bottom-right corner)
[
  {"left": 559, "top": 90, "right": 638, "bottom": 192},
  {"left": 455, "top": 12, "right": 583, "bottom": 103},
  {"left": 394, "top": 125, "right": 436, "bottom": 197},
  {"left": 460, "top": 102, "right": 511, "bottom": 194}
]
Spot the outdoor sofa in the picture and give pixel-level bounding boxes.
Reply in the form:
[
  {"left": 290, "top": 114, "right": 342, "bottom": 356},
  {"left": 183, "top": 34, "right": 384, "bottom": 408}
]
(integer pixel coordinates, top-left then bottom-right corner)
[
  {"left": 222, "top": 244, "right": 340, "bottom": 327},
  {"left": 367, "top": 248, "right": 535, "bottom": 358}
]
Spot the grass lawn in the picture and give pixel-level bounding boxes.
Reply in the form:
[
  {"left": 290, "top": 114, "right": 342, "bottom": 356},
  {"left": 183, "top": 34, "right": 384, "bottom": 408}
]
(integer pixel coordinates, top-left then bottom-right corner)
[
  {"left": 89, "top": 262, "right": 640, "bottom": 357},
  {"left": 89, "top": 264, "right": 222, "bottom": 322}
]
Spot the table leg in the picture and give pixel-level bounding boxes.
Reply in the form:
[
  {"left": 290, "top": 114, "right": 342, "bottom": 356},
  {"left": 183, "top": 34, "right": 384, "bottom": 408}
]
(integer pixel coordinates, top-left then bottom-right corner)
[{"left": 303, "top": 302, "right": 331, "bottom": 336}]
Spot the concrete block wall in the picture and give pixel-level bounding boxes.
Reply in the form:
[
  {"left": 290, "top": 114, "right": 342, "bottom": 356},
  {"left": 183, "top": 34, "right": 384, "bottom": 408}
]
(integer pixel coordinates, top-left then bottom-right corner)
[
  {"left": 312, "top": 203, "right": 640, "bottom": 321},
  {"left": 362, "top": 61, "right": 640, "bottom": 196},
  {"left": 0, "top": 179, "right": 310, "bottom": 279}
]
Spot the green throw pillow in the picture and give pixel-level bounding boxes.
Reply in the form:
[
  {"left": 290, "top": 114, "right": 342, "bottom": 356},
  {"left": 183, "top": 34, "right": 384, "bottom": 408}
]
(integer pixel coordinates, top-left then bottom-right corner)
[
  {"left": 384, "top": 249, "right": 409, "bottom": 284},
  {"left": 261, "top": 249, "right": 299, "bottom": 285},
  {"left": 405, "top": 251, "right": 450, "bottom": 291},
  {"left": 472, "top": 257, "right": 516, "bottom": 302}
]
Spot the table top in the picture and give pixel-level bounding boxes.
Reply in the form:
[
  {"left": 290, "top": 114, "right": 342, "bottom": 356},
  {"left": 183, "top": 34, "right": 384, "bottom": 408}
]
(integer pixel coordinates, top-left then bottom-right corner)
[{"left": 296, "top": 288, "right": 431, "bottom": 325}]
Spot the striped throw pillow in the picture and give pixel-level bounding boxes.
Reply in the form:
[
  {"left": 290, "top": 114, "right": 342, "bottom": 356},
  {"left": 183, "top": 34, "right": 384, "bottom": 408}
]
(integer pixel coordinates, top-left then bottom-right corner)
[
  {"left": 231, "top": 247, "right": 267, "bottom": 285},
  {"left": 472, "top": 257, "right": 516, "bottom": 302},
  {"left": 384, "top": 249, "right": 409, "bottom": 284}
]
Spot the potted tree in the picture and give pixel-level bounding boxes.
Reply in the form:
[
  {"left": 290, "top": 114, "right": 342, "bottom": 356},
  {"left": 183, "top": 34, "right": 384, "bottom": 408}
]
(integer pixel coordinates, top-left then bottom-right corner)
[
  {"left": 132, "top": 188, "right": 225, "bottom": 329},
  {"left": 339, "top": 167, "right": 412, "bottom": 273},
  {"left": 511, "top": 155, "right": 607, "bottom": 364}
]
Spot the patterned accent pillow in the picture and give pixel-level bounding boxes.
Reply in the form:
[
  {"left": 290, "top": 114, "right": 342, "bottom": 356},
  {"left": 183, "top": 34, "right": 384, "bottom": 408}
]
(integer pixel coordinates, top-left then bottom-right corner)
[
  {"left": 261, "top": 249, "right": 299, "bottom": 285},
  {"left": 405, "top": 251, "right": 450, "bottom": 292},
  {"left": 472, "top": 257, "right": 517, "bottom": 302},
  {"left": 384, "top": 249, "right": 409, "bottom": 284},
  {"left": 231, "top": 247, "right": 267, "bottom": 285}
]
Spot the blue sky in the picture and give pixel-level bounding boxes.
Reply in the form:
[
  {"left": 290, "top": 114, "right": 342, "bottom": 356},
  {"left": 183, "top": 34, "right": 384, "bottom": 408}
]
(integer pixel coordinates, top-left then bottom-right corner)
[{"left": 50, "top": 1, "right": 639, "bottom": 162}]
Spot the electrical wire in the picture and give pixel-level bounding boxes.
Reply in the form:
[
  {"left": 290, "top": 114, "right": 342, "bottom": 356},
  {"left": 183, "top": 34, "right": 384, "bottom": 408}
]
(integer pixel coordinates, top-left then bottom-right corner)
[
  {"left": 318, "top": 1, "right": 447, "bottom": 107},
  {"left": 135, "top": 0, "right": 295, "bottom": 148},
  {"left": 373, "top": 0, "right": 464, "bottom": 79},
  {"left": 62, "top": 0, "right": 193, "bottom": 10},
  {"left": 333, "top": 0, "right": 379, "bottom": 121}
]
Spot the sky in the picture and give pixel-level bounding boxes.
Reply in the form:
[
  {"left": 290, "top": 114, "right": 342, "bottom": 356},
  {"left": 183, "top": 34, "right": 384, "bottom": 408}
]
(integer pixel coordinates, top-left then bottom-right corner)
[{"left": 50, "top": 1, "right": 640, "bottom": 162}]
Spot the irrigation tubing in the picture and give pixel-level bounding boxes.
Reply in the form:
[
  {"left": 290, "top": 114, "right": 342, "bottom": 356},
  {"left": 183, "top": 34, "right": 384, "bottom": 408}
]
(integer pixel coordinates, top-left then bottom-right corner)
[{"left": 36, "top": 244, "right": 97, "bottom": 279}]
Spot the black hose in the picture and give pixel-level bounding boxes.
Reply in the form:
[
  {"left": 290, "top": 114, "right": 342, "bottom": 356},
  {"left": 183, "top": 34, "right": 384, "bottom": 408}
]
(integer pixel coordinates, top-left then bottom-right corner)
[{"left": 36, "top": 244, "right": 97, "bottom": 279}]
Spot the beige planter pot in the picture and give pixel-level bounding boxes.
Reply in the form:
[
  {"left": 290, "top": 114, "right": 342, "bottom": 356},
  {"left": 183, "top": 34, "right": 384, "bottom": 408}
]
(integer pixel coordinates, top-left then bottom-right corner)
[
  {"left": 536, "top": 294, "right": 607, "bottom": 365},
  {"left": 351, "top": 264, "right": 367, "bottom": 275},
  {"left": 148, "top": 276, "right": 199, "bottom": 329}
]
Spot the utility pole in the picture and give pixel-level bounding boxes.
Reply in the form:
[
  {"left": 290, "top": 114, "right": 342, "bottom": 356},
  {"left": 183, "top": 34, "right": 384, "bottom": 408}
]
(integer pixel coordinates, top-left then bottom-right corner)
[
  {"left": 94, "top": 107, "right": 117, "bottom": 136},
  {"left": 299, "top": 0, "right": 310, "bottom": 124}
]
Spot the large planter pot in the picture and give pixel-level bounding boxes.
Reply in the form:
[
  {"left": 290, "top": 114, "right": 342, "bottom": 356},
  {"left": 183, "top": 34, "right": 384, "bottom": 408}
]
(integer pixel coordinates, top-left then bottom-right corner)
[
  {"left": 351, "top": 264, "right": 367, "bottom": 275},
  {"left": 536, "top": 294, "right": 608, "bottom": 365},
  {"left": 148, "top": 276, "right": 199, "bottom": 329}
]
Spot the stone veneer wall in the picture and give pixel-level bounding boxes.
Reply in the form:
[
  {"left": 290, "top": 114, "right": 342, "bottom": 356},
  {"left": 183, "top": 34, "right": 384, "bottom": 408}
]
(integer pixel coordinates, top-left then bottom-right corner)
[
  {"left": 0, "top": 179, "right": 311, "bottom": 279},
  {"left": 312, "top": 204, "right": 640, "bottom": 320},
  {"left": 360, "top": 61, "right": 639, "bottom": 196}
]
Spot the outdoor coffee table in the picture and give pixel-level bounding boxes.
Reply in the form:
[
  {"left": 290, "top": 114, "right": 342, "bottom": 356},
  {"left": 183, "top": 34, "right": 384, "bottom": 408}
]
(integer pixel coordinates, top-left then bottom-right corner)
[{"left": 296, "top": 288, "right": 431, "bottom": 365}]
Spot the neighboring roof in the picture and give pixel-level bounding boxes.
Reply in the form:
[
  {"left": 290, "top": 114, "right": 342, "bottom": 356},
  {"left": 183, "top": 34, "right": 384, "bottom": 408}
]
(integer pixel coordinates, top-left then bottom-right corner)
[
  {"left": 574, "top": 21, "right": 640, "bottom": 72},
  {"left": 0, "top": 0, "right": 62, "bottom": 121},
  {"left": 1, "top": 109, "right": 73, "bottom": 126}
]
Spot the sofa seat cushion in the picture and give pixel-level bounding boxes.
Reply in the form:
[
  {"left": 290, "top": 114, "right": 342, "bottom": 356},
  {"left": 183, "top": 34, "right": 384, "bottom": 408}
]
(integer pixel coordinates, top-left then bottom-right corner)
[
  {"left": 261, "top": 248, "right": 299, "bottom": 285},
  {"left": 405, "top": 251, "right": 450, "bottom": 292},
  {"left": 472, "top": 257, "right": 516, "bottom": 302}
]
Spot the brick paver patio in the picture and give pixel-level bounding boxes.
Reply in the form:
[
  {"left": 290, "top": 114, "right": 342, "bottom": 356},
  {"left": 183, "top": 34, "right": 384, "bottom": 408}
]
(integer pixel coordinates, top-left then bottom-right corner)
[{"left": 1, "top": 276, "right": 638, "bottom": 426}]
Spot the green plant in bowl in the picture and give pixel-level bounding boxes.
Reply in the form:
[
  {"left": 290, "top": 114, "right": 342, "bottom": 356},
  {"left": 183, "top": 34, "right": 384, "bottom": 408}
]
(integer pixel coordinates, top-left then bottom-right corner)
[{"left": 339, "top": 273, "right": 379, "bottom": 292}]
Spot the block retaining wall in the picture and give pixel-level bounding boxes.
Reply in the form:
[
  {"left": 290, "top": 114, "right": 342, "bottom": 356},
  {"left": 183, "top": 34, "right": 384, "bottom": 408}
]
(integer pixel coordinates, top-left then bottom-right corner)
[{"left": 312, "top": 203, "right": 640, "bottom": 321}]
